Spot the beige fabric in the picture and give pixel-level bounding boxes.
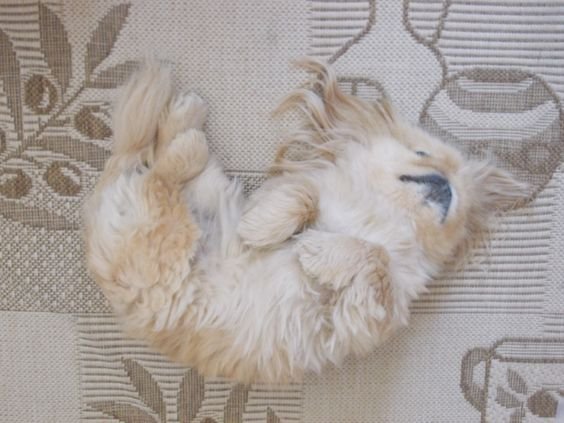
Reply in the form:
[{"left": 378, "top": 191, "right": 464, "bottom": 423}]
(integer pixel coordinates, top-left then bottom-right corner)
[
  {"left": 303, "top": 314, "right": 543, "bottom": 422},
  {"left": 0, "top": 312, "right": 80, "bottom": 422},
  {"left": 0, "top": 0, "right": 563, "bottom": 421},
  {"left": 545, "top": 169, "right": 564, "bottom": 332}
]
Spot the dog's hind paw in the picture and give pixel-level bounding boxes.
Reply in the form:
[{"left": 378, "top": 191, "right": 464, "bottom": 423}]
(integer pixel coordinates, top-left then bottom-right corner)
[
  {"left": 154, "top": 129, "right": 209, "bottom": 183},
  {"left": 158, "top": 92, "right": 208, "bottom": 150},
  {"left": 170, "top": 92, "right": 208, "bottom": 130}
]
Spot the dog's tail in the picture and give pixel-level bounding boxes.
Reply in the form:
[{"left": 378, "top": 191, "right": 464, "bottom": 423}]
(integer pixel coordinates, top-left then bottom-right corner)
[
  {"left": 112, "top": 60, "right": 173, "bottom": 157},
  {"left": 92, "top": 61, "right": 173, "bottom": 192}
]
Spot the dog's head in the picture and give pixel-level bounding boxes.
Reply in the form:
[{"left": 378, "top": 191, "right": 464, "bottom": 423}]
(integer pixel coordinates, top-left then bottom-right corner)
[{"left": 275, "top": 59, "right": 530, "bottom": 266}]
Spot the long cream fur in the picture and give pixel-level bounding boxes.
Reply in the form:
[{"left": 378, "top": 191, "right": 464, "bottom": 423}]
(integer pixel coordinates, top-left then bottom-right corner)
[{"left": 83, "top": 59, "right": 529, "bottom": 383}]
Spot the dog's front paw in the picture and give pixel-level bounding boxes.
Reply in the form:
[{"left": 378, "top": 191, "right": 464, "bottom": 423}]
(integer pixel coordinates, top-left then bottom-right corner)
[
  {"left": 295, "top": 231, "right": 325, "bottom": 275},
  {"left": 296, "top": 231, "right": 391, "bottom": 295},
  {"left": 295, "top": 231, "right": 353, "bottom": 290}
]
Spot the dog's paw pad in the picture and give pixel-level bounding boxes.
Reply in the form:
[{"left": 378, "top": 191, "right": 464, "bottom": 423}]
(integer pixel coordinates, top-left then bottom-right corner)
[
  {"left": 169, "top": 92, "right": 208, "bottom": 131},
  {"left": 295, "top": 240, "right": 325, "bottom": 277}
]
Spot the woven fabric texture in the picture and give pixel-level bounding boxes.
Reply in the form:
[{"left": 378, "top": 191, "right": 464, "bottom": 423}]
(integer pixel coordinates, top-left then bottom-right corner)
[{"left": 0, "top": 0, "right": 563, "bottom": 422}]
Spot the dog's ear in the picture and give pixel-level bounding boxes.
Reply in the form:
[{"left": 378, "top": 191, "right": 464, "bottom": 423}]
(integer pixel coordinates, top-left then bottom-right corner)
[
  {"left": 276, "top": 58, "right": 396, "bottom": 142},
  {"left": 468, "top": 162, "right": 530, "bottom": 212}
]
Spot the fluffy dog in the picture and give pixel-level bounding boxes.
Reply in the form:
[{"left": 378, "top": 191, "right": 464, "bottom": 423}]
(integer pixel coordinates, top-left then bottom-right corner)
[{"left": 83, "top": 59, "right": 528, "bottom": 383}]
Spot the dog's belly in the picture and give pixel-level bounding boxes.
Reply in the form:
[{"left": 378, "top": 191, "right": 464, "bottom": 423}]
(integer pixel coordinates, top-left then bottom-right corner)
[{"left": 199, "top": 245, "right": 325, "bottom": 372}]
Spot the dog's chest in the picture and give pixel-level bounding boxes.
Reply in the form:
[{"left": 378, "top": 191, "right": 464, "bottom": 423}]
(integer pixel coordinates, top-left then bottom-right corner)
[
  {"left": 315, "top": 184, "right": 416, "bottom": 251},
  {"left": 316, "top": 190, "right": 379, "bottom": 235}
]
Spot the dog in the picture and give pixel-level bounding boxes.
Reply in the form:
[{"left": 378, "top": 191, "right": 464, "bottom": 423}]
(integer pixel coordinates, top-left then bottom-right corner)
[{"left": 83, "top": 59, "right": 529, "bottom": 383}]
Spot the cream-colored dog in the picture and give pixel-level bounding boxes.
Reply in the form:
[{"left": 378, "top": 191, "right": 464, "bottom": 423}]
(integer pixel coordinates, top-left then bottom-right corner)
[{"left": 83, "top": 59, "right": 528, "bottom": 383}]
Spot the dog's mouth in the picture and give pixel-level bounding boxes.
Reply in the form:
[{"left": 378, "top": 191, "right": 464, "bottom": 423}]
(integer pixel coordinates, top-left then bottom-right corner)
[{"left": 399, "top": 173, "right": 452, "bottom": 222}]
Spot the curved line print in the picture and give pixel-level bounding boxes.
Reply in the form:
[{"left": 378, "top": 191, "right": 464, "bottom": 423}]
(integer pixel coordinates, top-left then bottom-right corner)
[
  {"left": 328, "top": 0, "right": 376, "bottom": 64},
  {"left": 402, "top": 0, "right": 450, "bottom": 83},
  {"left": 338, "top": 76, "right": 389, "bottom": 101},
  {"left": 419, "top": 69, "right": 564, "bottom": 204}
]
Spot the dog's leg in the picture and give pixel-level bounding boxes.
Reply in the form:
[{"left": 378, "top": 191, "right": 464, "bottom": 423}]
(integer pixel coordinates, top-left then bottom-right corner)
[
  {"left": 156, "top": 91, "right": 208, "bottom": 159},
  {"left": 156, "top": 93, "right": 245, "bottom": 257},
  {"left": 85, "top": 62, "right": 212, "bottom": 334},
  {"left": 238, "top": 176, "right": 318, "bottom": 248},
  {"left": 296, "top": 230, "right": 389, "bottom": 290},
  {"left": 295, "top": 230, "right": 393, "bottom": 360},
  {"left": 86, "top": 129, "right": 209, "bottom": 334}
]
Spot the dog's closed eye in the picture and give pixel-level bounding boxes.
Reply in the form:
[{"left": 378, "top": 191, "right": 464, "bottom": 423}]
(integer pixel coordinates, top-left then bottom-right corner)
[{"left": 415, "top": 151, "right": 429, "bottom": 157}]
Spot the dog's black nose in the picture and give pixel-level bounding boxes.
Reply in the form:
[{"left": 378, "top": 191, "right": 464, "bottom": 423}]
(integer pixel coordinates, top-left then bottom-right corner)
[{"left": 399, "top": 173, "right": 452, "bottom": 221}]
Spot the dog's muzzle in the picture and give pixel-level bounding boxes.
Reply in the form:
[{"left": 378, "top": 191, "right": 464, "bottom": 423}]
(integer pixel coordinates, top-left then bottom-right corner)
[{"left": 399, "top": 173, "right": 452, "bottom": 222}]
